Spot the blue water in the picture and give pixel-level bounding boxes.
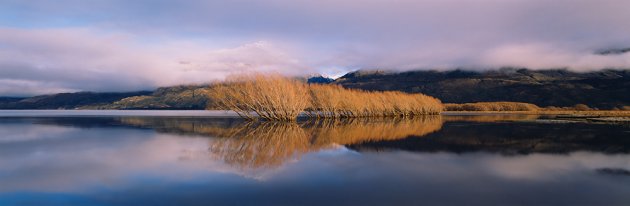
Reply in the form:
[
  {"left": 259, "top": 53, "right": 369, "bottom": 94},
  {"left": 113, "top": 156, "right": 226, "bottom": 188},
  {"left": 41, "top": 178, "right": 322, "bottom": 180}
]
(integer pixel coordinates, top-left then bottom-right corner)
[{"left": 0, "top": 111, "right": 629, "bottom": 206}]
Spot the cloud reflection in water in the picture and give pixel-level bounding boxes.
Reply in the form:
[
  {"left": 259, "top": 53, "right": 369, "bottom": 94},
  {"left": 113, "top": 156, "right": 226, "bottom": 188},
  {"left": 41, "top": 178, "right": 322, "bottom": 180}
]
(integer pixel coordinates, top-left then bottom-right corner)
[{"left": 0, "top": 115, "right": 629, "bottom": 205}]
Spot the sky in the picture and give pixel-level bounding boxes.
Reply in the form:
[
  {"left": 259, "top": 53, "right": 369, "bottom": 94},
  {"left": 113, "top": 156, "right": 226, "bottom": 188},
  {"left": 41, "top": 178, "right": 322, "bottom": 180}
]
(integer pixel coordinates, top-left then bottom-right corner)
[{"left": 1, "top": 0, "right": 630, "bottom": 96}]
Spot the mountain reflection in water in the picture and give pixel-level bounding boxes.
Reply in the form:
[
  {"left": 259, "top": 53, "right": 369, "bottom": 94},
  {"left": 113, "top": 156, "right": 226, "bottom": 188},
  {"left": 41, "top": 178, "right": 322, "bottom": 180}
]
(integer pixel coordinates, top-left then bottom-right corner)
[
  {"left": 2, "top": 113, "right": 630, "bottom": 206},
  {"left": 23, "top": 114, "right": 630, "bottom": 172},
  {"left": 28, "top": 114, "right": 625, "bottom": 173}
]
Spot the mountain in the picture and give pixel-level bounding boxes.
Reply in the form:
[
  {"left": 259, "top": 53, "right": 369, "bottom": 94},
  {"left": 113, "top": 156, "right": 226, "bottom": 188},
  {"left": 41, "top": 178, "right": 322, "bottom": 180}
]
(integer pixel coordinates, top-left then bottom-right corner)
[
  {"left": 0, "top": 91, "right": 152, "bottom": 109},
  {"left": 0, "top": 86, "right": 212, "bottom": 110},
  {"left": 98, "top": 85, "right": 211, "bottom": 110},
  {"left": 2, "top": 68, "right": 629, "bottom": 110},
  {"left": 596, "top": 47, "right": 630, "bottom": 55},
  {"left": 307, "top": 75, "right": 335, "bottom": 84},
  {"left": 0, "top": 97, "right": 25, "bottom": 104},
  {"left": 333, "top": 68, "right": 630, "bottom": 109}
]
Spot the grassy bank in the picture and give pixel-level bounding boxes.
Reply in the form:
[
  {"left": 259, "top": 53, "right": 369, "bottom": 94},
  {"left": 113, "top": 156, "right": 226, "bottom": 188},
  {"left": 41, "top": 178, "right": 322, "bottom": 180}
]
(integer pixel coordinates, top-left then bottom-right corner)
[
  {"left": 444, "top": 110, "right": 630, "bottom": 117},
  {"left": 444, "top": 102, "right": 540, "bottom": 111},
  {"left": 444, "top": 101, "right": 630, "bottom": 117}
]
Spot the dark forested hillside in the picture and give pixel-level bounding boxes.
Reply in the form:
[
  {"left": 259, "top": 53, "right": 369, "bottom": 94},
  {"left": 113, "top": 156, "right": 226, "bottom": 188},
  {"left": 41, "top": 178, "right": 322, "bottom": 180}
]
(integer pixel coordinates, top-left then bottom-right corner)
[
  {"left": 0, "top": 91, "right": 152, "bottom": 109},
  {"left": 0, "top": 86, "right": 210, "bottom": 110},
  {"left": 332, "top": 69, "right": 630, "bottom": 109}
]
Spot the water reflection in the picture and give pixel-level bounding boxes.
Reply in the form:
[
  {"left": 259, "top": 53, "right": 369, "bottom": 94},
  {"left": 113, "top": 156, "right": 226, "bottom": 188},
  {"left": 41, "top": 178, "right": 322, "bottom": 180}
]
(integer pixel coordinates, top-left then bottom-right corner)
[
  {"left": 351, "top": 120, "right": 630, "bottom": 154},
  {"left": 119, "top": 116, "right": 443, "bottom": 171},
  {"left": 304, "top": 116, "right": 443, "bottom": 145},
  {"left": 442, "top": 113, "right": 541, "bottom": 122},
  {"left": 36, "top": 114, "right": 630, "bottom": 171},
  {"left": 209, "top": 122, "right": 312, "bottom": 171},
  {"left": 1, "top": 114, "right": 630, "bottom": 205}
]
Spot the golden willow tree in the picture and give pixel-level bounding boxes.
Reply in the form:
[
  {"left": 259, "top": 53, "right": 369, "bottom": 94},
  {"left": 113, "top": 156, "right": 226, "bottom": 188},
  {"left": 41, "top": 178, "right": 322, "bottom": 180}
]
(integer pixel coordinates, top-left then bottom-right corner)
[{"left": 208, "top": 74, "right": 443, "bottom": 121}]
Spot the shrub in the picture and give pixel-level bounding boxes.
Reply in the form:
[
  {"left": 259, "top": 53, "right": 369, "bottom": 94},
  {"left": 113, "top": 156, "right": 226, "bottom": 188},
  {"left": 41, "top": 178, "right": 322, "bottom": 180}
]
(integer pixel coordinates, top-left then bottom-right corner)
[
  {"left": 208, "top": 74, "right": 310, "bottom": 121},
  {"left": 307, "top": 84, "right": 443, "bottom": 118}
]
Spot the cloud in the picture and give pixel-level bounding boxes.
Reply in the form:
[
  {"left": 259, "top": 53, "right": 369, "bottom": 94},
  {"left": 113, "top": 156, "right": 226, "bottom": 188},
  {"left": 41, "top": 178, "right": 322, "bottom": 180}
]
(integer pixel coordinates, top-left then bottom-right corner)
[
  {"left": 480, "top": 43, "right": 630, "bottom": 71},
  {"left": 0, "top": 28, "right": 309, "bottom": 96},
  {"left": 1, "top": 0, "right": 630, "bottom": 95}
]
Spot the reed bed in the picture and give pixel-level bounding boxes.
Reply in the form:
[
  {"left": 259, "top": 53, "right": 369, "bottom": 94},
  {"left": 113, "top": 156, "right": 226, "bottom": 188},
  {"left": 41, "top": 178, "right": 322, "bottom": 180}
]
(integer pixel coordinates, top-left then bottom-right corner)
[
  {"left": 442, "top": 114, "right": 540, "bottom": 122},
  {"left": 444, "top": 102, "right": 630, "bottom": 117},
  {"left": 208, "top": 74, "right": 443, "bottom": 121},
  {"left": 444, "top": 102, "right": 540, "bottom": 111}
]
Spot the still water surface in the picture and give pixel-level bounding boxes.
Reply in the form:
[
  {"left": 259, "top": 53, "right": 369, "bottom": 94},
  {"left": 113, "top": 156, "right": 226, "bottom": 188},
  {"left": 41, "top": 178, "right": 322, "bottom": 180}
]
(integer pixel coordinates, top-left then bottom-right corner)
[{"left": 0, "top": 111, "right": 629, "bottom": 205}]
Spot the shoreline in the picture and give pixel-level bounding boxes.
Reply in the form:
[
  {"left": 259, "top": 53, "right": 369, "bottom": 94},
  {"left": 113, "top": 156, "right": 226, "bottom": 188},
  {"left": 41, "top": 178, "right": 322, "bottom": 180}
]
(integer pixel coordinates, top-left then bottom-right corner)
[
  {"left": 443, "top": 110, "right": 630, "bottom": 117},
  {"left": 2, "top": 109, "right": 629, "bottom": 119}
]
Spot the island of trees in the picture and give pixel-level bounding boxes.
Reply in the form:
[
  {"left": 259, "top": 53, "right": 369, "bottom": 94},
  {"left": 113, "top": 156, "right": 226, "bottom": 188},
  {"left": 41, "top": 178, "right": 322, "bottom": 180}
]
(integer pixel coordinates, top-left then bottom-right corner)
[{"left": 208, "top": 74, "right": 443, "bottom": 121}]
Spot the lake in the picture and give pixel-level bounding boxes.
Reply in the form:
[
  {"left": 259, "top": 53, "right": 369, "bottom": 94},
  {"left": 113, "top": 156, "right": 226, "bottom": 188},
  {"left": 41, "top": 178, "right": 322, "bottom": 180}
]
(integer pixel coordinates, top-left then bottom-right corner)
[{"left": 0, "top": 111, "right": 629, "bottom": 206}]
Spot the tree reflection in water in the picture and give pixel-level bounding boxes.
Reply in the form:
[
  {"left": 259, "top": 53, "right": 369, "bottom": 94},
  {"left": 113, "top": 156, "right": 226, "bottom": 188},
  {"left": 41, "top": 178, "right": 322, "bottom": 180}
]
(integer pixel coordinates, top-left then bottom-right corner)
[
  {"left": 207, "top": 116, "right": 443, "bottom": 171},
  {"left": 209, "top": 122, "right": 312, "bottom": 171},
  {"left": 118, "top": 116, "right": 443, "bottom": 171}
]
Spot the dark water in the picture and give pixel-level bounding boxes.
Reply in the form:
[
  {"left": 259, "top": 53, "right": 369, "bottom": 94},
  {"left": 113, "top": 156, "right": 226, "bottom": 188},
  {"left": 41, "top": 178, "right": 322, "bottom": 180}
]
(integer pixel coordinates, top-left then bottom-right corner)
[{"left": 1, "top": 111, "right": 629, "bottom": 206}]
